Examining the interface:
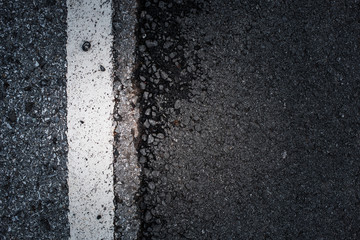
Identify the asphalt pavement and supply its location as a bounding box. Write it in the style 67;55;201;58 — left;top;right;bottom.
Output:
1;0;360;239
0;0;69;239
135;0;360;239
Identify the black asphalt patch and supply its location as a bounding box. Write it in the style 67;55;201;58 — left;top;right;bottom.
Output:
0;0;69;239
136;0;360;239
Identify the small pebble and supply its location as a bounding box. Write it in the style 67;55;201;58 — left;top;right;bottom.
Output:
156;133;165;139
174;100;181;109
147;135;154;144
145;40;158;48
139;45;146;52
82;41;91;51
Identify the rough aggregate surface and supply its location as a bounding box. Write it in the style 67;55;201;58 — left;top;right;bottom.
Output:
0;0;69;239
135;0;360;239
113;0;141;239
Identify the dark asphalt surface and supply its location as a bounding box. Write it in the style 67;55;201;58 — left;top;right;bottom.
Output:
1;0;360;239
0;0;69;239
136;0;360;239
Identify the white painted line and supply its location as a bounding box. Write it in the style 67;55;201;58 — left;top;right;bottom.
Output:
66;0;114;239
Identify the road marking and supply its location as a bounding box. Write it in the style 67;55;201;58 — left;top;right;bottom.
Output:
66;0;114;239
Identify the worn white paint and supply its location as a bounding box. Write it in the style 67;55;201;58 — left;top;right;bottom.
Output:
66;0;114;239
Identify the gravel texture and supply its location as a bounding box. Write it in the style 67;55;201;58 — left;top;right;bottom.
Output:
135;0;360;239
113;0;141;239
1;1;360;239
0;0;69;239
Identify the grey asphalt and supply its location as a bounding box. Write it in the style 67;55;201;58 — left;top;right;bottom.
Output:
0;0;69;239
113;0;140;239
136;0;360;239
1;0;360;239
